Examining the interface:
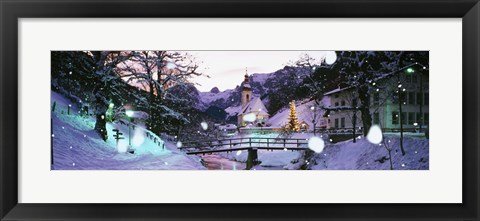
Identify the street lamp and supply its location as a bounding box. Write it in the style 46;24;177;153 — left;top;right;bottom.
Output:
311;105;317;135
125;110;135;146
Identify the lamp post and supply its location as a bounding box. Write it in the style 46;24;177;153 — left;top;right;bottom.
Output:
408;65;427;135
125;110;134;146
310;105;317;135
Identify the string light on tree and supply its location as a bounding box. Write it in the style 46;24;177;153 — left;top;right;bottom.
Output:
286;100;300;132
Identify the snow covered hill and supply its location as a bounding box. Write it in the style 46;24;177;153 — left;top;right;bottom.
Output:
287;135;429;170
51;91;206;170
267;97;330;128
268;99;316;128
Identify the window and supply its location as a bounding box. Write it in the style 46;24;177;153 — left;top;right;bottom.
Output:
401;112;406;125
424;92;429;105
373;113;380;124
406;74;417;84
334;118;339;128
416;113;423;125
408;92;415;105
246;94;250;102
341;100;345;106
335;102;339;107
408;112;415;125
424;113;429;125
341;118;345;128
373;92;380;105
392;111;399;124
417;92;423;105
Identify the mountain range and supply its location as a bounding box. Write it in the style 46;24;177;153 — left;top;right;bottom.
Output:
194;66;312;122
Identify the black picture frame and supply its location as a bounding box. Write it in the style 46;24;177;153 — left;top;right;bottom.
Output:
1;0;479;220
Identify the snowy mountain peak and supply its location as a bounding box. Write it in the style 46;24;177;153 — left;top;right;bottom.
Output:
210;87;220;94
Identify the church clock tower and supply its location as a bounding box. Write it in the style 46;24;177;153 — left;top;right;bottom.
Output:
241;68;252;108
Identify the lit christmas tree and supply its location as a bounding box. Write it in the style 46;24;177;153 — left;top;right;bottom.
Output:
286;100;300;132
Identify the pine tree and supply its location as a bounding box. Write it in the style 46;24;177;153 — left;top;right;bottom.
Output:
286;100;300;132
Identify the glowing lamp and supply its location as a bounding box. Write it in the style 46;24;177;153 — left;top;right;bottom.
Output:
125;110;134;118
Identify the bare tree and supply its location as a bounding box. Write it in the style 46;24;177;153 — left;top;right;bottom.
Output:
119;51;205;135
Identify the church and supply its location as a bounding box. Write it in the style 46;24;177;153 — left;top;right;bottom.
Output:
237;70;270;127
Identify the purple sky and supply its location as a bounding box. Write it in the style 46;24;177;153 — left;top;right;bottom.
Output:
189;51;329;92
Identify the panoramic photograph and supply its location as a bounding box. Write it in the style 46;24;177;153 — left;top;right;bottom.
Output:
50;51;429;170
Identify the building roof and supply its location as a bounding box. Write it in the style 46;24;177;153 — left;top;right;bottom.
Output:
241;82;252;89
323;63;427;96
240;97;269;116
323;87;351;96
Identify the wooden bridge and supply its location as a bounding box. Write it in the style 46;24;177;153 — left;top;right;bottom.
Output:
181;137;309;169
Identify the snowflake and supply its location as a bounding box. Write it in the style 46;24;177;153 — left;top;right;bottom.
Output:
367;125;383;144
200;122;208;130
308;136;325;153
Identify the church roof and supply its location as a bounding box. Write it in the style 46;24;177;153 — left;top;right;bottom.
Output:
241;97;269;116
241;82;251;89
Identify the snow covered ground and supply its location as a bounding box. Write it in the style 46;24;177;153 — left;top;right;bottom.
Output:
211;130;428;170
51;91;206;170
51;91;428;170
287;134;429;170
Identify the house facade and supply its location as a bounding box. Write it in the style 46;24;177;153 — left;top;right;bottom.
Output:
324;69;429;132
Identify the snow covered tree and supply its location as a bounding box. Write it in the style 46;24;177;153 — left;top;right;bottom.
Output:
51;51;137;141
381;51;429;155
332;51;400;137
119;51;204;135
285;100;300;132
89;51;133;141
267;66;305;114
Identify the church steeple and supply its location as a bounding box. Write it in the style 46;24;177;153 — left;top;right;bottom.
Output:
244;67;249;83
241;67;252;108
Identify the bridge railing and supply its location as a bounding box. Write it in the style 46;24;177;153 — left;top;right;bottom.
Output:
180;137;309;149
